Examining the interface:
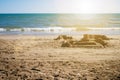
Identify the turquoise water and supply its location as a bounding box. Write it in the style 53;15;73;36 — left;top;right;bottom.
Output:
0;13;120;28
0;13;120;35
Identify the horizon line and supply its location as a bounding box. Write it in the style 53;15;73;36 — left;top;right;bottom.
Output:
0;12;120;14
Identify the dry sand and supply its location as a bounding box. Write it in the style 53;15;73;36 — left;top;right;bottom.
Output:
0;35;120;80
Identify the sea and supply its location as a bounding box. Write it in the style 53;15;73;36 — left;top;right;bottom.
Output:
0;13;120;35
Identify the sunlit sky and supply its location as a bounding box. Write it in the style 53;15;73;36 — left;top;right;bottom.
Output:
0;0;120;13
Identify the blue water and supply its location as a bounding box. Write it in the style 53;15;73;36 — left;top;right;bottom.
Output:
0;13;120;35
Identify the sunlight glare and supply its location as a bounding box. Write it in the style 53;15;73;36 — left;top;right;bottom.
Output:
79;1;96;13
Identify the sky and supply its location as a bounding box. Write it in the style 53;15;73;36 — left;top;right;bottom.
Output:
0;0;120;13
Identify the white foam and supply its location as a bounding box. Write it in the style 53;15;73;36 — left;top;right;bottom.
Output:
10;28;22;31
0;28;6;31
23;27;76;32
0;27;76;32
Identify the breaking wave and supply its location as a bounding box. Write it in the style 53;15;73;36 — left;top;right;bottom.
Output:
0;27;76;32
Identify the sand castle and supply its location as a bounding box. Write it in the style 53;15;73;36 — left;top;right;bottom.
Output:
55;34;110;48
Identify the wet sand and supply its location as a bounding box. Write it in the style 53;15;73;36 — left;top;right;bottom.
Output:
0;35;120;80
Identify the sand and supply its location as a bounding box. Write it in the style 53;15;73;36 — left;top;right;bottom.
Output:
0;35;120;80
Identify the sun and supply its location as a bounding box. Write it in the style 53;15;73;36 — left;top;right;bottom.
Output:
78;1;96;13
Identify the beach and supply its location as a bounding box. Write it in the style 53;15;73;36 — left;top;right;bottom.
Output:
0;34;120;80
1;0;120;79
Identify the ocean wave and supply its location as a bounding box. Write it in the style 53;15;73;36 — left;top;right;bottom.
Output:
0;27;76;32
0;27;120;34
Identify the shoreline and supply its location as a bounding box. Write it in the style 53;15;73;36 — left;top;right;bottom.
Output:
0;28;120;36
